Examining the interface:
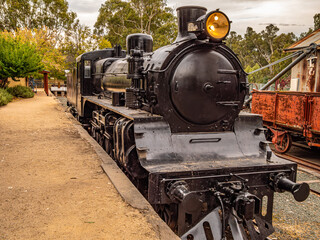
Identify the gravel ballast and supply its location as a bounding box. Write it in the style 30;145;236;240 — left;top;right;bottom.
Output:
271;170;320;239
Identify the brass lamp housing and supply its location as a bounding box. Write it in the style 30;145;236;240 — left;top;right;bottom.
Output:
187;10;231;42
204;10;231;42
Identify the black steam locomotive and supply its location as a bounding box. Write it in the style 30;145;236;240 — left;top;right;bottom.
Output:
67;6;310;239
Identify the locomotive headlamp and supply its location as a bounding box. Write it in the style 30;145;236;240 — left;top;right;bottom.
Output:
205;11;230;41
187;10;230;42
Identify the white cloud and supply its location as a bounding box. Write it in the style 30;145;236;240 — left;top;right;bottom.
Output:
68;0;103;13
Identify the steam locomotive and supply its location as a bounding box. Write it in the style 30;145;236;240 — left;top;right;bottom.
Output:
67;6;310;239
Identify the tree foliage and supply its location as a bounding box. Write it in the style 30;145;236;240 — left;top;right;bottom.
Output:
6;85;34;98
94;0;177;49
0;0;80;80
61;20;98;70
0;88;13;106
298;13;320;39
229;12;320;84
10;28;68;79
0;0;76;38
314;13;320;30
0;33;42;88
226;25;296;83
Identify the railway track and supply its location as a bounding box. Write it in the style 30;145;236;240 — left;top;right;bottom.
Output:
311;188;320;197
276;153;320;197
277;153;320;173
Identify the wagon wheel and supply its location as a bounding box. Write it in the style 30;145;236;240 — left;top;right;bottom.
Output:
274;132;292;153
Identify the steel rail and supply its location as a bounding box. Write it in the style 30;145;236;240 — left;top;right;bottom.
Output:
276;153;320;173
311;188;320;197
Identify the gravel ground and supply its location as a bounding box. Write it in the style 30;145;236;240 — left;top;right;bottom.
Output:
271;170;320;240
56;96;67;107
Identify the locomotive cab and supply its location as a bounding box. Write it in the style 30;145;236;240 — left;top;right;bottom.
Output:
67;47;126;117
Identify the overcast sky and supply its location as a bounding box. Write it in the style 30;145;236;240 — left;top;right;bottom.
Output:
68;0;319;36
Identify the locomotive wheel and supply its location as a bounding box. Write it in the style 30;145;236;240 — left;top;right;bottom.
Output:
274;132;292;153
90;126;96;138
98;134;104;146
104;138;112;155
154;204;177;231
95;131;100;142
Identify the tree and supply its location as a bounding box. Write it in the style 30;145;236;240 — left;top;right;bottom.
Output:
94;0;137;47
299;28;313;39
299;13;320;39
242;24;280;75
0;34;42;88
227;30;256;68
226;25;296;84
6;28;68;80
97;38;113;49
245;64;269;84
0;0;76;31
0;0;76;45
314;13;320;30
61;20;97;70
94;0;177;49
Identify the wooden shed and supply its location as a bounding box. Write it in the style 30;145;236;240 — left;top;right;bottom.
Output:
285;29;320;92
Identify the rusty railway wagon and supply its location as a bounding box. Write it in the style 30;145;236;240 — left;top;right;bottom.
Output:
67;6;310;240
252;90;320;153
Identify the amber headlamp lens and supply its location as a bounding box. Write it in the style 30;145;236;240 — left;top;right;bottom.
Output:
206;12;230;40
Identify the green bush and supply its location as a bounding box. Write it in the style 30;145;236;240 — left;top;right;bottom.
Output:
0;88;13;106
6;85;34;98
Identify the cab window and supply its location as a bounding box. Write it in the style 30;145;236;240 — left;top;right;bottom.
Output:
84;60;91;78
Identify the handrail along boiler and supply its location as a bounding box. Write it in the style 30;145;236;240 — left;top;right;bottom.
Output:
67;6;310;240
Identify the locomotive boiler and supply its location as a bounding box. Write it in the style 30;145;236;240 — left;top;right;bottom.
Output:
67;6;310;239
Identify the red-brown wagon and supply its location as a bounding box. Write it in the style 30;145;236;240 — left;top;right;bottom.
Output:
251;90;320;153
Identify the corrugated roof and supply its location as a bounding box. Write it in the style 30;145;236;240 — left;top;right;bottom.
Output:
285;28;320;52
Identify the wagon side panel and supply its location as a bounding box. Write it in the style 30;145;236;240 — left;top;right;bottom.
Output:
251;92;276;122
310;95;320;134
276;94;305;130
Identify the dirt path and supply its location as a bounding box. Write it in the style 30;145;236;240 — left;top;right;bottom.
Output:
0;91;158;240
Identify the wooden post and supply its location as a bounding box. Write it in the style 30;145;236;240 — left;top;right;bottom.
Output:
40;70;50;96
